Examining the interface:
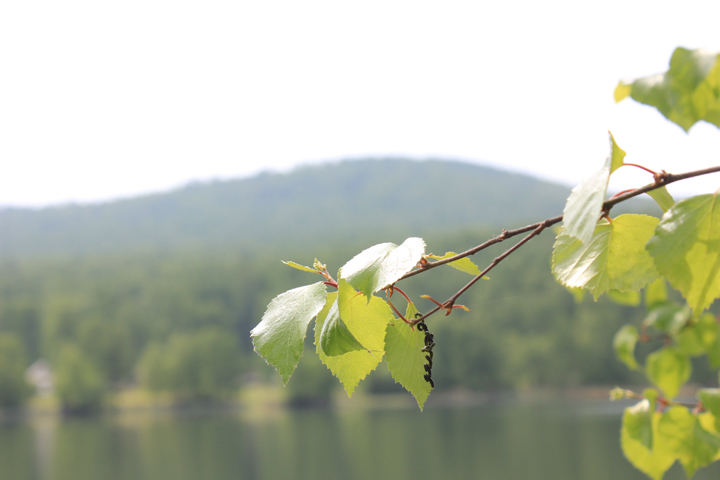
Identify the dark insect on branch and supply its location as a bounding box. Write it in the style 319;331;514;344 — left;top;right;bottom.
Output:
416;320;435;389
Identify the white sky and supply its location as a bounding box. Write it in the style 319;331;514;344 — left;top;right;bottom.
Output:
1;0;719;207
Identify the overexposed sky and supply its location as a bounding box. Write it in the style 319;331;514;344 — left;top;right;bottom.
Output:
1;0;719;207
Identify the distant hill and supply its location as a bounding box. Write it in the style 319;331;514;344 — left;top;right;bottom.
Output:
0;159;574;257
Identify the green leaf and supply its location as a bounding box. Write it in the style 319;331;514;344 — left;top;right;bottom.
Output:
625;399;654;449
647;187;675;213
282;260;321;273
340;237;426;299
645;278;669;310
384;303;433;410
614;324;640;370
608;289;641;306
619;47;720;132
314;285;395;396
427;252;485;276
695;313;720;368
677;324;707;357
621;410;675;480
698;389;720;431
658;406;720;478
647;193;720;315
318;282;365;357
646;347;691;400
643;303;691;336
615;81;632;102
553;214;660;299
251;282;328;385
561;132;625;244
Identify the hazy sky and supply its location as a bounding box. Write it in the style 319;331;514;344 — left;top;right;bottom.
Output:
1;0;719;207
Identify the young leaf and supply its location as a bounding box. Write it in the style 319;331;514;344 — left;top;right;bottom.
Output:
607;289;642;306
658;406;720;478
647;187;675;213
282;260;321;273
645;278;669;310
616;47;720;132
624;399;654;449
646;347;691;400
621;409;675;480
553;214;660;299
561;132;625;244
318;293;365;357
695;313;720;368
698;389;720;431
643;303;691;336
614;324;640;370
251;282;328;385
314;284;395;396
647;193;720;315
384;303;433;410
340;237;426;299
427;252;484;276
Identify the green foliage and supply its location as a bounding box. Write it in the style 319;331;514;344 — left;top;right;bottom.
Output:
426;252;483;276
616;47;720;131
137;328;240;401
0;334;31;409
55;344;105;414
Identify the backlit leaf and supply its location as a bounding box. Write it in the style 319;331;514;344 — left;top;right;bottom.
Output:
340;237;426;299
647;193;720;315
621;410;675;480
608;289;641;306
614;324;640;370
658;406;720;478
695;313;720;368
282;260;321;273
553;214;660;299
384;303;433;410
647;187;675;213
645;278;669;310
625;399;654;449
643;303;691;336
698;389;720;431
314;283;395;396
427;252;484;276
251;282;328;385
318;283;365;356
646;347;691;400
617;47;720;131
562;133;625;244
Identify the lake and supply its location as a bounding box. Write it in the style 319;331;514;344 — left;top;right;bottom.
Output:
1;399;718;480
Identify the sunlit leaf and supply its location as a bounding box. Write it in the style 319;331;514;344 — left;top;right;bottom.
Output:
251;282;328;385
314;284;394;396
340;237;426;299
643;303;691;336
625;399;654;449
608;289;641;306
621;410;675;480
282;260;321;273
646;347;691;400
647;193;720;315
553;214;660;299
427;252;486;277
614;324;640;370
384;303;433;410
699;389;720;431
647;187;675;213
562;132;625;244
617;47;720;131
658;406;720;478
695;313;720;368
645;278;669;310
318;282;365;356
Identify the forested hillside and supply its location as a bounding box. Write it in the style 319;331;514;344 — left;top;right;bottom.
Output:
0;159;572;257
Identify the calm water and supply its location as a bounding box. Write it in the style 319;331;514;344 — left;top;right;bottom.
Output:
1;400;719;480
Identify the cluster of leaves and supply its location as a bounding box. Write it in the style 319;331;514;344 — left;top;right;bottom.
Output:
251;47;720;476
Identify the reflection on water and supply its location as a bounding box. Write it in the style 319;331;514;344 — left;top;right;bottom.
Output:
1;401;719;480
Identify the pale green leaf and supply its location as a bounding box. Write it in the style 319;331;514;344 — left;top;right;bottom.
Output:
427;252;485;276
643;303;691;336
646;347;691;400
625;399;654;449
340;237;426;299
384;303;433;410
695;313;720;368
658;406;720;478
562;133;622;243
647;193;720;315
314;284;394;396
647;187;675;213
566;286;586;303
614;324;640;370
698;389;720;431
282;260;321;273
553;214;660;299
677;324;707;357
622;47;720;131
621;410;675;480
251;282;328;385
645;278;669;310
608;289;641;306
318;287;365;357
615;81;632;102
